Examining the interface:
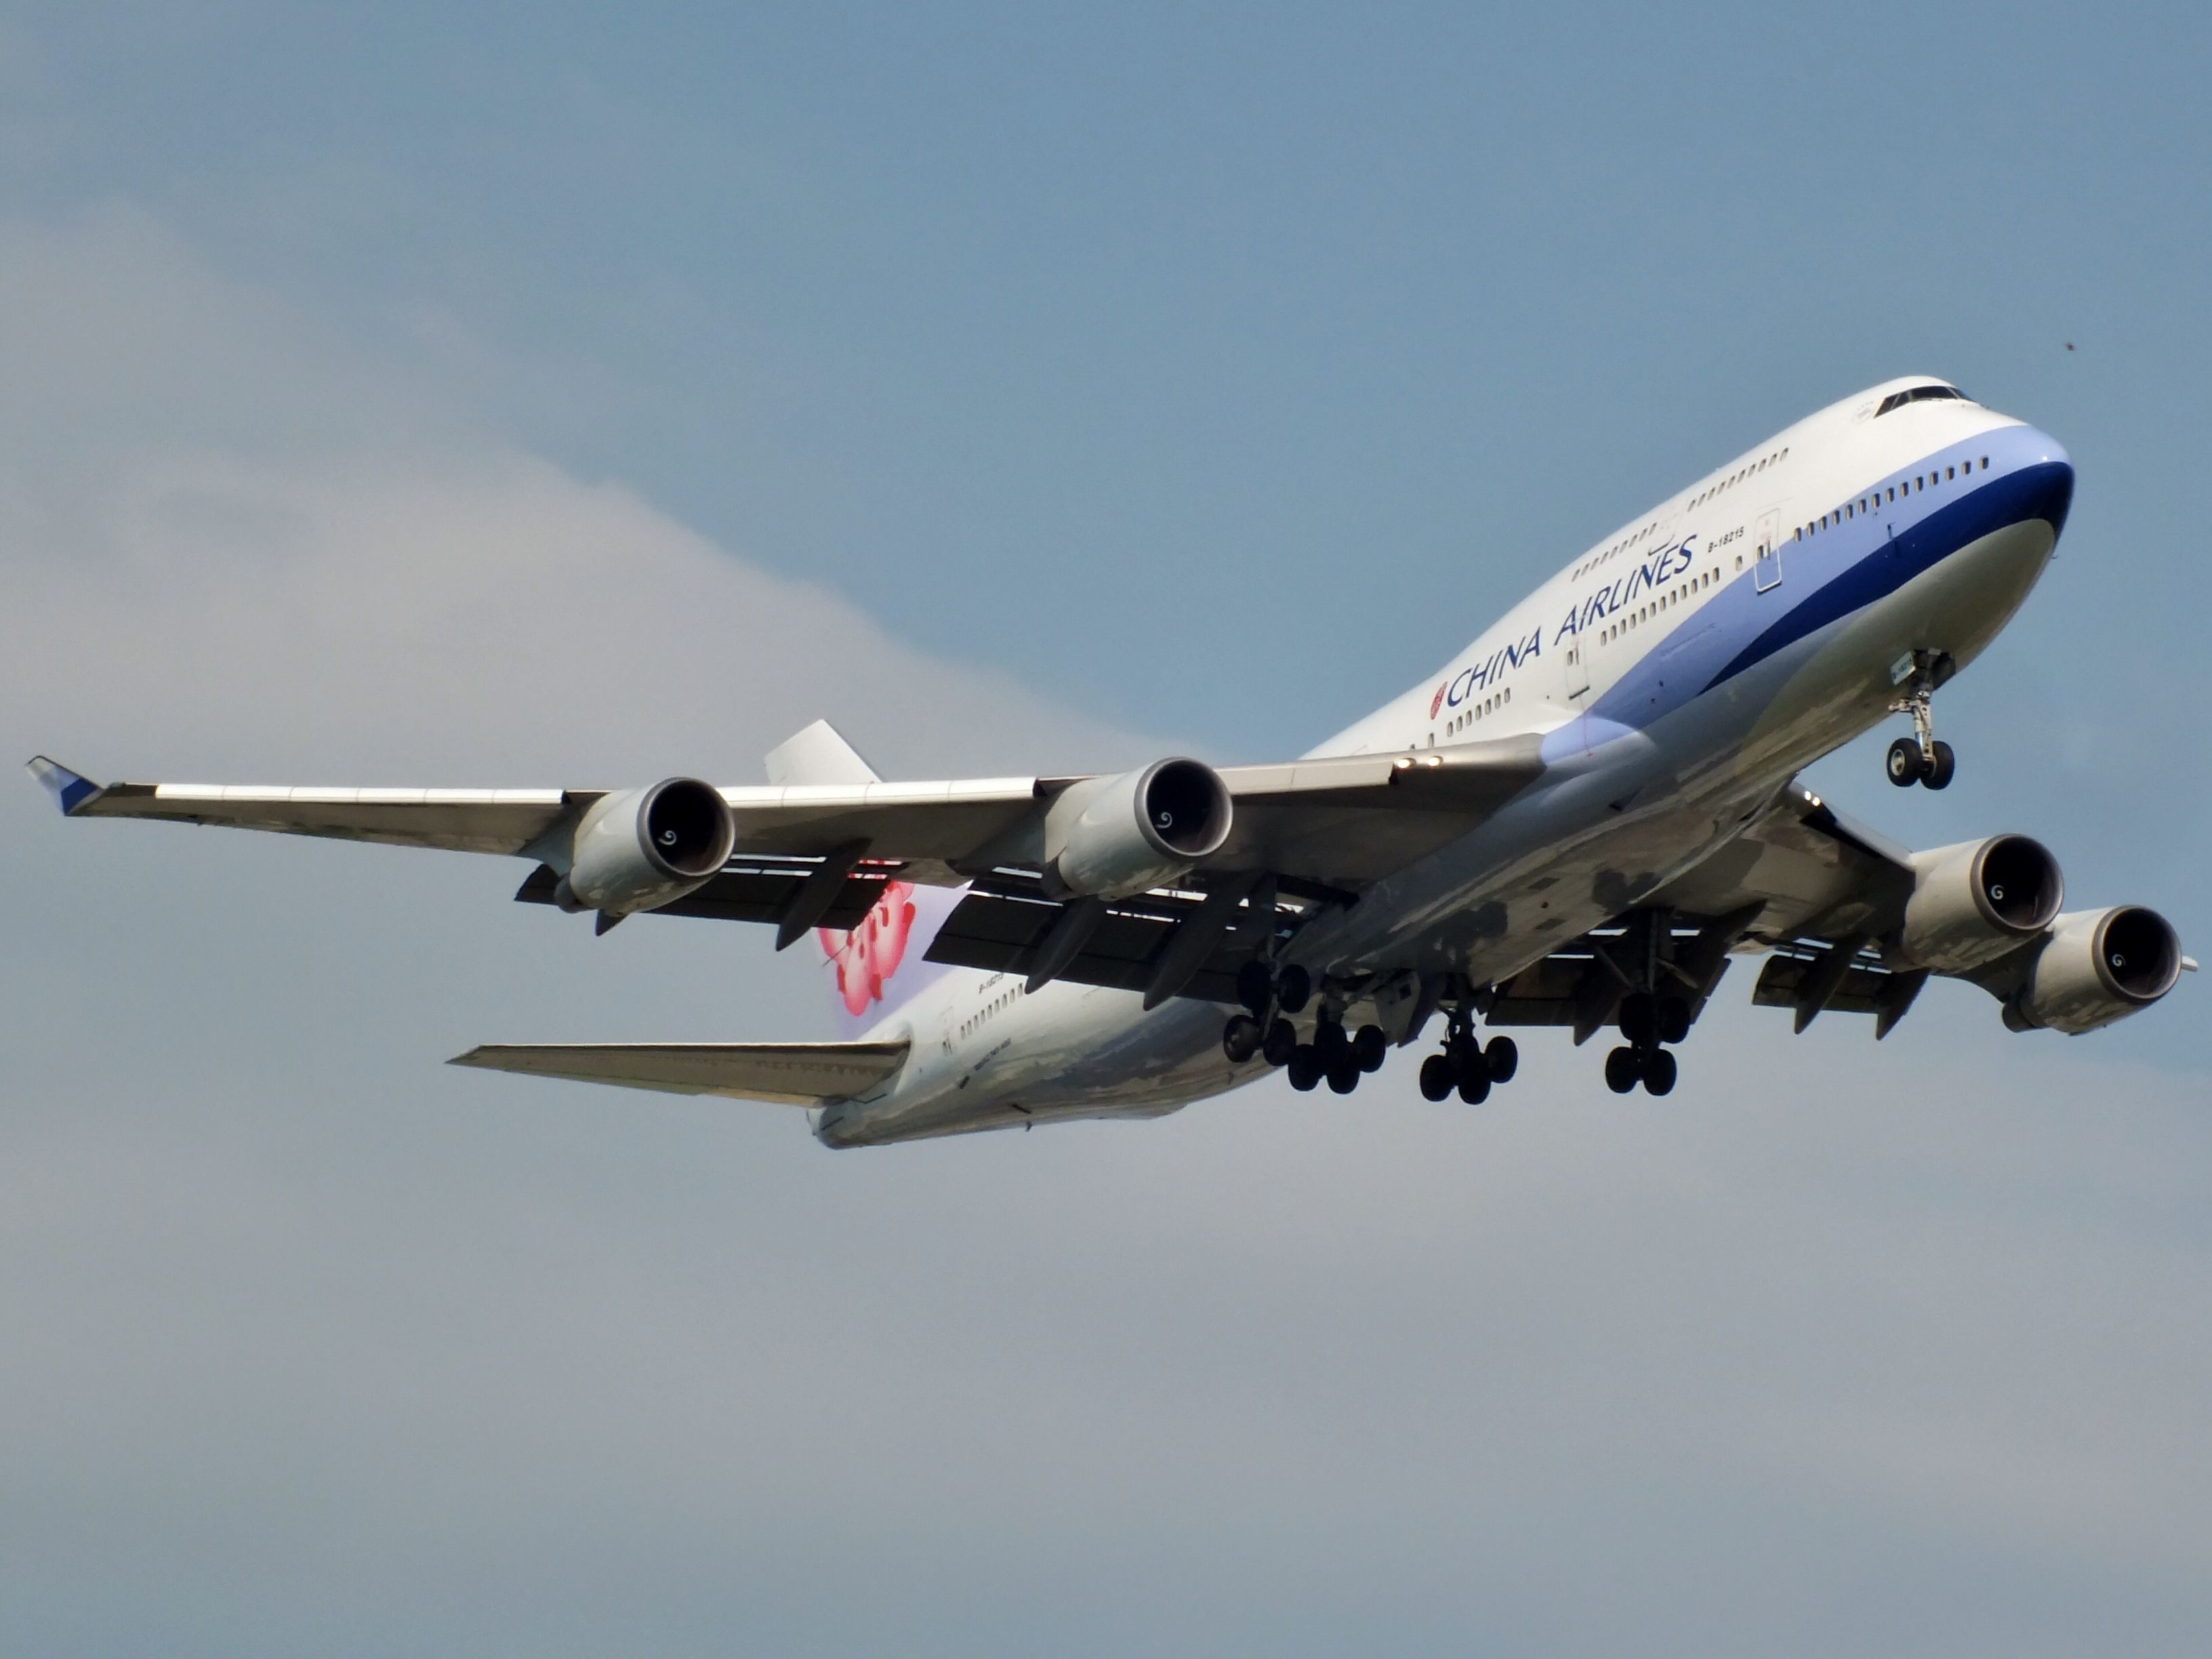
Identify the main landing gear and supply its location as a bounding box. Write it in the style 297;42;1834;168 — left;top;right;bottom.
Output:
1603;990;1685;1096
1221;962;1389;1096
1416;1011;1517;1105
1886;651;1957;791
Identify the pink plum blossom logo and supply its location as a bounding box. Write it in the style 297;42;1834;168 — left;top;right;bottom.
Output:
820;880;920;1017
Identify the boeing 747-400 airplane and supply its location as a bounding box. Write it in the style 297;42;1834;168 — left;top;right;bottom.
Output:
33;377;2192;1146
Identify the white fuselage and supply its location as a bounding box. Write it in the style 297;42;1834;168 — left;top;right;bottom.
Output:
815;379;2072;1147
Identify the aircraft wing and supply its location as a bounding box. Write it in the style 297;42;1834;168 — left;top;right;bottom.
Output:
30;741;1543;1004
450;1039;910;1104
28;738;1543;892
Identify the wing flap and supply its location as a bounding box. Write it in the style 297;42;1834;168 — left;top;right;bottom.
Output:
923;878;1294;1002
450;1040;909;1104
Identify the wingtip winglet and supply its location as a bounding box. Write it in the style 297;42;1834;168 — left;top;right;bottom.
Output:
26;756;103;815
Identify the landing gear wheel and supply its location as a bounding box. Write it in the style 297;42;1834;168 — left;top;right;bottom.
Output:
1642;1047;1678;1096
1314;1019;1349;1066
1456;1067;1492;1105
1286;1046;1322;1092
1261;1018;1299;1067
1275;964;1312;1015
1483;1035;1519;1084
1235;960;1273;1017
1419;1053;1457;1102
1887;737;1925;787
1352;1025;1388;1074
1923;739;1956;791
1326;1056;1362;1095
1221;1015;1261;1063
1656;997;1690;1046
1604;1046;1641;1094
1618;992;1657;1046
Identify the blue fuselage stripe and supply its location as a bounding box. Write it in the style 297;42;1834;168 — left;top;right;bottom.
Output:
1578;433;2073;732
1699;459;2073;695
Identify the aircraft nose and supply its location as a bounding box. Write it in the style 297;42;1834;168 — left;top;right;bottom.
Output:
2012;430;2074;540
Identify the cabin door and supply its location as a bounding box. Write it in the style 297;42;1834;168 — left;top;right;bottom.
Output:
1754;508;1784;592
1564;634;1591;700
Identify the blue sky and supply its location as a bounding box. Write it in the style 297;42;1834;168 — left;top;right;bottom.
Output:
6;5;2211;1654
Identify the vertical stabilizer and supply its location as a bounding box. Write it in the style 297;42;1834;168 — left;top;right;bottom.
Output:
766;719;881;786
819;880;964;1037
769;720;962;1035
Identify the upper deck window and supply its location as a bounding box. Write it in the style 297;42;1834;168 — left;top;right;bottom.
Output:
1875;384;1969;417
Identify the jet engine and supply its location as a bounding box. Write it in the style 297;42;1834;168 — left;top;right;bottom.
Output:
555;777;736;916
1896;834;2065;972
1045;758;1233;901
2003;905;2184;1034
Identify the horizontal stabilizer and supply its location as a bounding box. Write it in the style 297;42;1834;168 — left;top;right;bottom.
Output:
449;1039;909;1105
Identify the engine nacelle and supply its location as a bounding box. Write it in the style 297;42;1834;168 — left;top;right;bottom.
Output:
2003;905;2184;1034
1896;834;2065;972
1045;758;1233;901
556;777;735;916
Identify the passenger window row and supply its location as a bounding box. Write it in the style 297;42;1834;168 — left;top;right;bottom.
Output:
1599;567;1720;644
1687;445;1790;514
1791;455;1991;542
961;985;1022;1038
1572;444;1795;582
1574;518;1665;581
1445;686;1513;735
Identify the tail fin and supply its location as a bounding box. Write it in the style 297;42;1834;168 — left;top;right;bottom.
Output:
765;719;880;786
819;879;964;1036
764;720;963;1035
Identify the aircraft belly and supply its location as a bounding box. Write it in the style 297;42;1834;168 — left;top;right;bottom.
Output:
815;994;1262;1148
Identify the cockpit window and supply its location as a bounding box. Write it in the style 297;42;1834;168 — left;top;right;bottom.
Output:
1875;384;1970;417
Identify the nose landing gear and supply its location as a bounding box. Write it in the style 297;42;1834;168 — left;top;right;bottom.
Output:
1887;651;1957;790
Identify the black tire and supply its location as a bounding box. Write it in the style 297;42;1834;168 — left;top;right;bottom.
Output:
1286;1046;1322;1092
1418;1053;1457;1102
1262;1018;1299;1067
1656;996;1691;1046
1643;1047;1678;1096
1276;964;1312;1015
1352;1025;1388;1073
1221;1015;1261;1063
1326;1056;1362;1095
1618;991;1657;1046
1887;737;1924;787
1314;1019;1350;1065
1604;1046;1641;1094
1923;739;1956;790
1483;1035;1519;1084
1456;1067;1492;1105
1235;960;1273;1017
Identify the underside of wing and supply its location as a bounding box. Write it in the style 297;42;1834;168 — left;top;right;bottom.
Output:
449;1040;910;1104
1483;784;1937;1042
